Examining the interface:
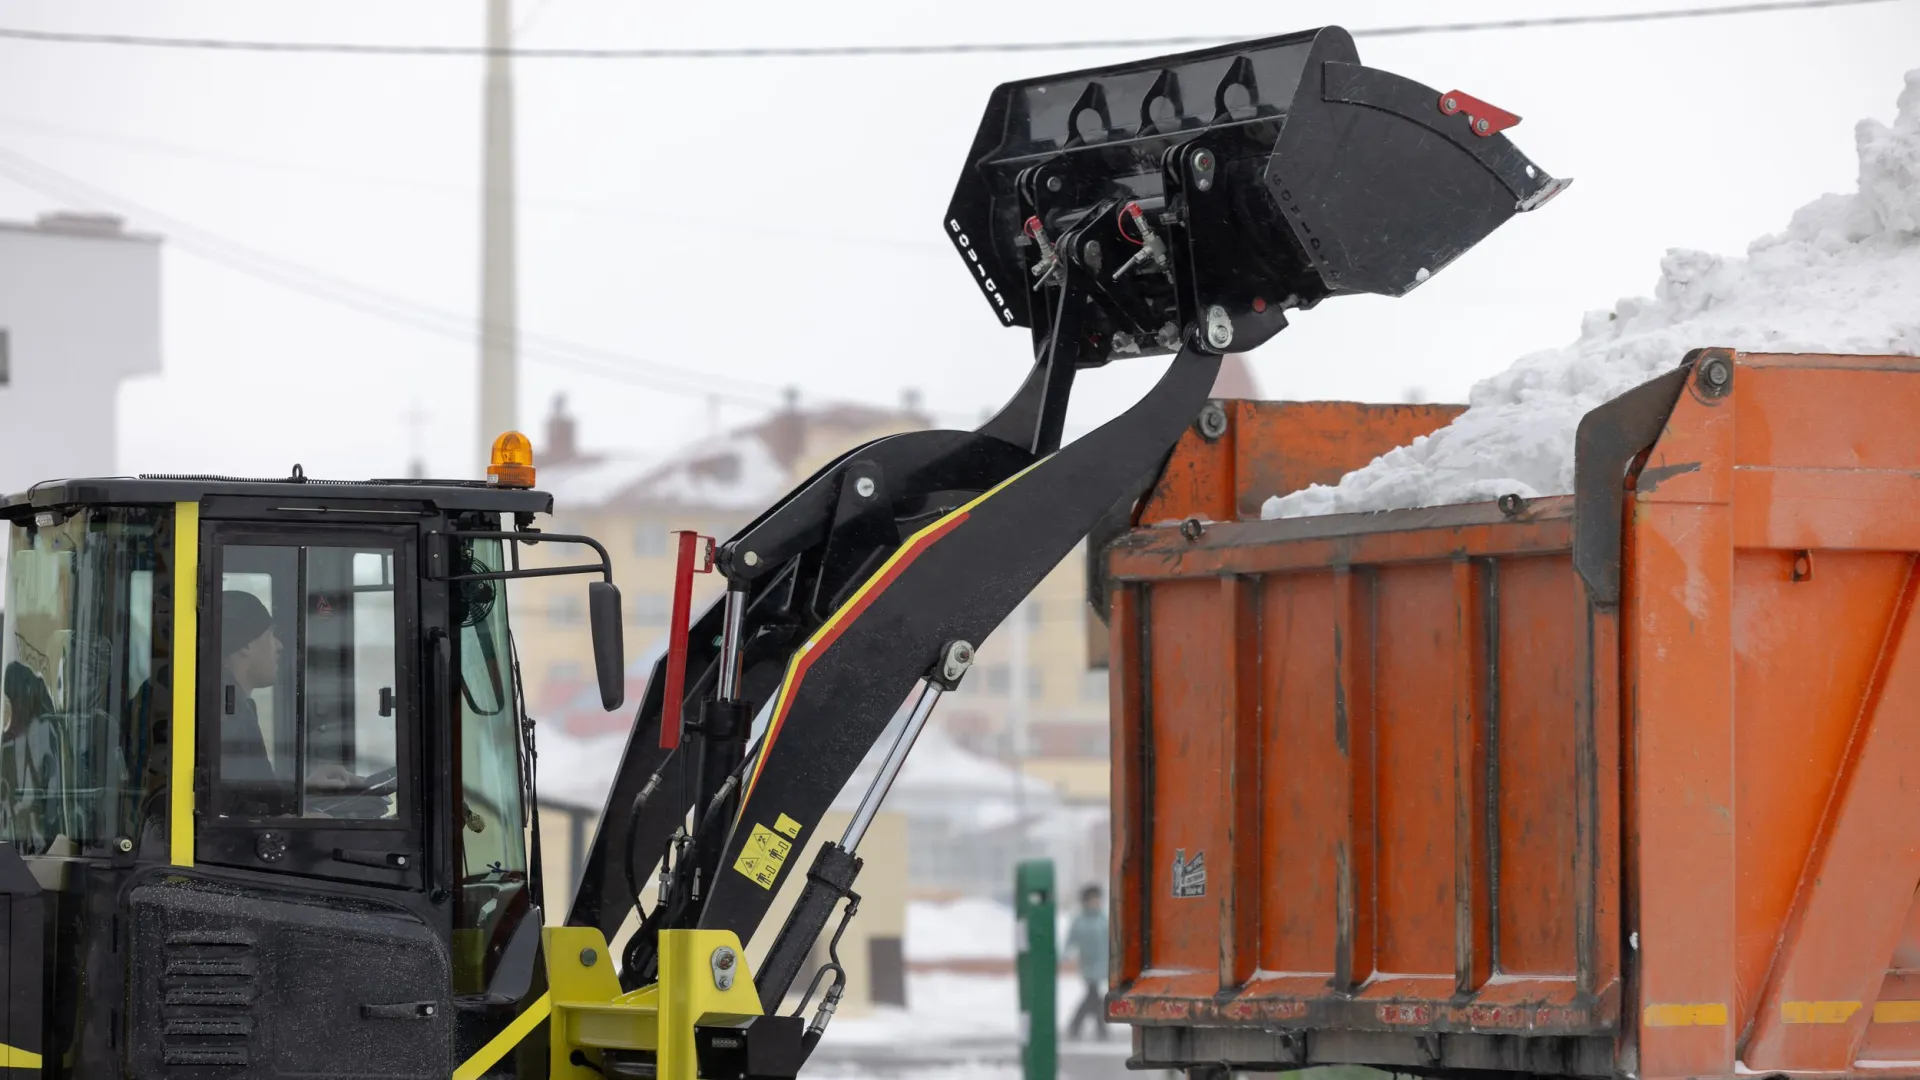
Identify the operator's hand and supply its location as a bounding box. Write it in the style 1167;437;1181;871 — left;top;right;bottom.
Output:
306;763;361;792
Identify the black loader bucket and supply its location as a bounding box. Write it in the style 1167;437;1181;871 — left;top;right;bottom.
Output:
945;25;1569;366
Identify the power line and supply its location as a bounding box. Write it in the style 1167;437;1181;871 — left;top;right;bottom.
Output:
0;112;950;258
0;147;987;427
0;0;1899;59
0;146;783;407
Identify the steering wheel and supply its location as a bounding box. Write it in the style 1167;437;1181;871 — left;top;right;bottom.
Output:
305;765;400;819
355;765;400;798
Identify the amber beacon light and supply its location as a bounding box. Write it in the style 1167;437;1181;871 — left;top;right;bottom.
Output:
487;430;536;488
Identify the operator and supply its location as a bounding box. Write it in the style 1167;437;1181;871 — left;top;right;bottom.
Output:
218;590;359;816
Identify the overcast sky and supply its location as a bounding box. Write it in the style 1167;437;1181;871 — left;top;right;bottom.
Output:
1;0;1916;483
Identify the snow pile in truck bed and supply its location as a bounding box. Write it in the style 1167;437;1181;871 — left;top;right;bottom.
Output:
1263;68;1920;521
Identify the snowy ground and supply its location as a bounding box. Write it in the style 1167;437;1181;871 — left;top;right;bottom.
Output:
807;1065;1022;1080
793;898;1121;1075
812;970;1132;1079
1264;66;1920;519
827;971;1101;1047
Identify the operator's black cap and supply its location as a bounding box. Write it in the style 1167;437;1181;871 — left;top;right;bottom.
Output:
222;591;274;655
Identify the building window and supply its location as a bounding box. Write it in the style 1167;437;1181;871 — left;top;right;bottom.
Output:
1026;601;1043;628
549;594;585;626
634;528;668;558
634;592;670;625
0;327;10;386
1027;668;1043;698
1081;669;1108;702
982;665;1010;695
548;662;583;687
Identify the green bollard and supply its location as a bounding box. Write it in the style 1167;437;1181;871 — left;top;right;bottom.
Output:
1015;858;1057;1080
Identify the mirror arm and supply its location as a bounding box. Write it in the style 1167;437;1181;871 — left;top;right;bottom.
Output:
436;530;614;583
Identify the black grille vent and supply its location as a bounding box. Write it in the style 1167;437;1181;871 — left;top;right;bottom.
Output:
158;929;257;1071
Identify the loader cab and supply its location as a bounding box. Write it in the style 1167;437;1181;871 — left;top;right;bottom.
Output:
0;446;624;1079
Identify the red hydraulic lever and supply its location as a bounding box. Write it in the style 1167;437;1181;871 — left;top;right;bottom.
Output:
1438;90;1520;137
659;530;716;750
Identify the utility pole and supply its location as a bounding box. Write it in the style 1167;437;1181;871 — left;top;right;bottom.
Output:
1010;596;1030;856
405;398;428;479
478;0;518;472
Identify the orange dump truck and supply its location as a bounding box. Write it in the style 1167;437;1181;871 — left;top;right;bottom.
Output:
1098;349;1920;1080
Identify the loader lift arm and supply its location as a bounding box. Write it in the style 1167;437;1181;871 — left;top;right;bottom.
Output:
562;22;1568;1069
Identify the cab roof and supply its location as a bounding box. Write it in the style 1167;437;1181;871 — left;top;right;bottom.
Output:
0;473;554;517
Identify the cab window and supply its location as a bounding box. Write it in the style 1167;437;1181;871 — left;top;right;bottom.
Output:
210;539;405;822
0;506;169;855
452;537;532;995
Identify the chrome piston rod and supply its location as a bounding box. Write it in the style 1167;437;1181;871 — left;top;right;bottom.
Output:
841;682;942;852
717;587;748;701
840;639;975;851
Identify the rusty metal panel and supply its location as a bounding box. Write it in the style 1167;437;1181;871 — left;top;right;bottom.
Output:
1256;569;1344;981
1745;565;1920;1071
1493;556;1583;977
1135;400;1465;527
1733;356;1920;469
1143;579;1231;982
1627;356;1739;1080
1109;585;1148;991
1865;938;1920;1061
1107;353;1920;1080
1373;562;1462;979
1331;568;1379;996
1112;499;1608;1038
1728;551;1912;1029
1225;401;1467;521
1105;353;1920;1080
1220;576;1263;990
1452;560;1493;995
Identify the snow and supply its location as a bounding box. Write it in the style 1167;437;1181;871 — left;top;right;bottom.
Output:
907;897;1016;961
1264;68;1920;520
533;641;671;809
536;432;787;512
823;971;1099;1047
640;433;790;510
534;726;630;811
807;1065;1021;1080
537;450;660;507
853;721;1054;803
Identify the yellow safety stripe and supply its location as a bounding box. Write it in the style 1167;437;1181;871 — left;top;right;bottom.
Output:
1783;1000;1862;1024
738;453;1052;810
169;501;200;867
0;1043;41;1068
452;992;551;1080
1644;1002;1728;1027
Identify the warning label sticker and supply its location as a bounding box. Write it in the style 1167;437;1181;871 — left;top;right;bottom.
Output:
1172;848;1207;898
732;823;795;890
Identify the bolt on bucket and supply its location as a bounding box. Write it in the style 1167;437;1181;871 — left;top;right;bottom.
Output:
944;25;1570;366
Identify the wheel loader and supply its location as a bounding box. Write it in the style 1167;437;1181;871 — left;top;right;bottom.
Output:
0;26;1566;1080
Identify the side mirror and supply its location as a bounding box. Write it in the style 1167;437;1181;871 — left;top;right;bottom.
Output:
588;581;625;712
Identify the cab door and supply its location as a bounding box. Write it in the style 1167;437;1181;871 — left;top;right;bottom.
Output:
126;521;453;1079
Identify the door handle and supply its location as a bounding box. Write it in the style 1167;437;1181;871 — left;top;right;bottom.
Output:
331;848;416;869
361;1001;439;1020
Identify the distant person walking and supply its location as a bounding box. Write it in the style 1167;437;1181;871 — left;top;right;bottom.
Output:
1064;884;1109;1040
